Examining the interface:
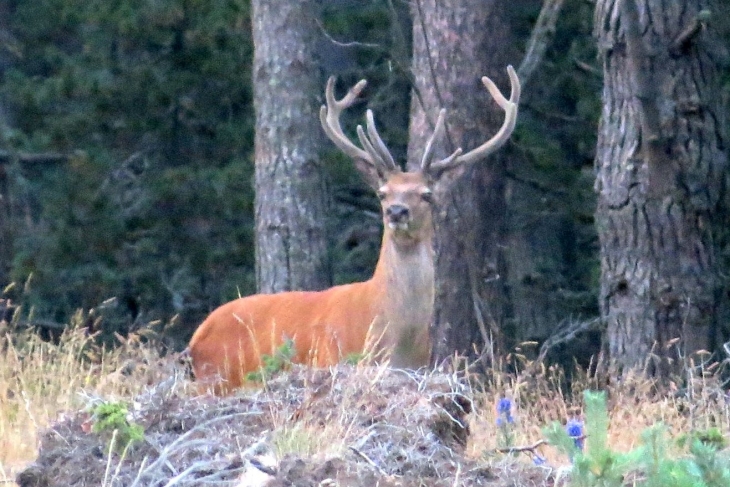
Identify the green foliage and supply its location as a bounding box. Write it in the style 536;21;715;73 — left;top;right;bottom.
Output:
545;391;730;487
545;391;635;487
2;0;255;336
677;428;728;451
543;420;581;461
633;425;691;487
632;425;730;487
245;338;296;383
688;438;730;487
90;400;144;453
1;0;414;340
344;352;365;365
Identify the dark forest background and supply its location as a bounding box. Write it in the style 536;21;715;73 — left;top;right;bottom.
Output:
0;0;728;368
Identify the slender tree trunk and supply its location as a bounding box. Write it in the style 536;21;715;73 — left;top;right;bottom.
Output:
594;0;728;372
252;0;331;293
408;0;518;363
0;166;9;287
0;1;15;287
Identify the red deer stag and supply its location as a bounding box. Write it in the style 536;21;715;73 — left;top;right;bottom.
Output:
189;67;520;393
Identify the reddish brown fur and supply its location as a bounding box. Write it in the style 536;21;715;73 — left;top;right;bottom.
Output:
188;280;383;393
189;172;435;394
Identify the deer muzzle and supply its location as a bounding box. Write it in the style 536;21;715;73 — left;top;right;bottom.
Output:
386;204;410;230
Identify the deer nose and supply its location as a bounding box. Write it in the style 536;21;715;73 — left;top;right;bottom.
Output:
386;205;409;222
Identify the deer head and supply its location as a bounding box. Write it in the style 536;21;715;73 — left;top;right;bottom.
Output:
320;66;521;248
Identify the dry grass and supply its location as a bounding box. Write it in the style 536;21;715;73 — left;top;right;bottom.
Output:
16;363;476;486
466;349;730;467
0;309;729;485
0;309;180;484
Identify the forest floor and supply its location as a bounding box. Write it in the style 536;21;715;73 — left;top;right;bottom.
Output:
14;365;553;487
2;323;729;486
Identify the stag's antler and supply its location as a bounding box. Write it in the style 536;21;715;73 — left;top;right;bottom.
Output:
421;65;521;174
320;77;398;177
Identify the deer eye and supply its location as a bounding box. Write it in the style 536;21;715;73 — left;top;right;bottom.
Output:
376;188;387;200
421;189;434;202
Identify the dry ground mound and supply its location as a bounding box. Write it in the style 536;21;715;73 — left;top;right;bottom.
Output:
17;365;550;487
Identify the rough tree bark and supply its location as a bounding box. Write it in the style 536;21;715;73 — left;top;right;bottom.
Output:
252;0;331;293
408;0;518;363
594;0;728;372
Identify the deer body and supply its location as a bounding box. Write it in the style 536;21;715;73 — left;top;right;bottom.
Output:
189;68;520;393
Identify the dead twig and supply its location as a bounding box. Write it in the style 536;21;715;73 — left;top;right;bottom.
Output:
348;446;389;477
315;18;381;49
494;439;547;455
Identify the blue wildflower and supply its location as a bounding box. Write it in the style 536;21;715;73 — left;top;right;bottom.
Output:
497;397;512;414
495;397;515;448
533;455;547;466
566;418;584;451
496;397;514;425
496;416;511;426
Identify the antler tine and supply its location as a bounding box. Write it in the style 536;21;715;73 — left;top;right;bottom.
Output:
420;109;445;172
320;76;398;176
429;65;521;173
364;110;398;171
356;124;387;169
320;76;373;165
421;109;460;172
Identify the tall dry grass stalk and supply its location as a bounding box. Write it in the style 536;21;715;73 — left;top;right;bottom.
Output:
0;308;177;481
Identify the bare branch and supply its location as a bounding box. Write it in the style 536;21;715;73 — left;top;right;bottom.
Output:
315;18;381;49
536;317;602;363
517;0;567;88
573;58;602;77
670;9;711;57
348;446;389;477
494;439;547;454
0;150;75;165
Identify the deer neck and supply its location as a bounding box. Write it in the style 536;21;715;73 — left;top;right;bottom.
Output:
370;227;434;366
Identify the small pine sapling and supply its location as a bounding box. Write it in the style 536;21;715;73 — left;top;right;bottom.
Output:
543;390;635;487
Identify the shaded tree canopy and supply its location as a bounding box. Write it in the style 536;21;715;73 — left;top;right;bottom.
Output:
1;0;256;336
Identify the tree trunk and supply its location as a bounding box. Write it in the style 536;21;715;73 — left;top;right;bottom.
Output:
408;0;518;363
0;1;13;287
594;0;728;372
252;0;331;293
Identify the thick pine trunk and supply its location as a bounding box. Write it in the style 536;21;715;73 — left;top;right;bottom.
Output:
408;0;517;363
252;0;331;293
594;0;728;372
